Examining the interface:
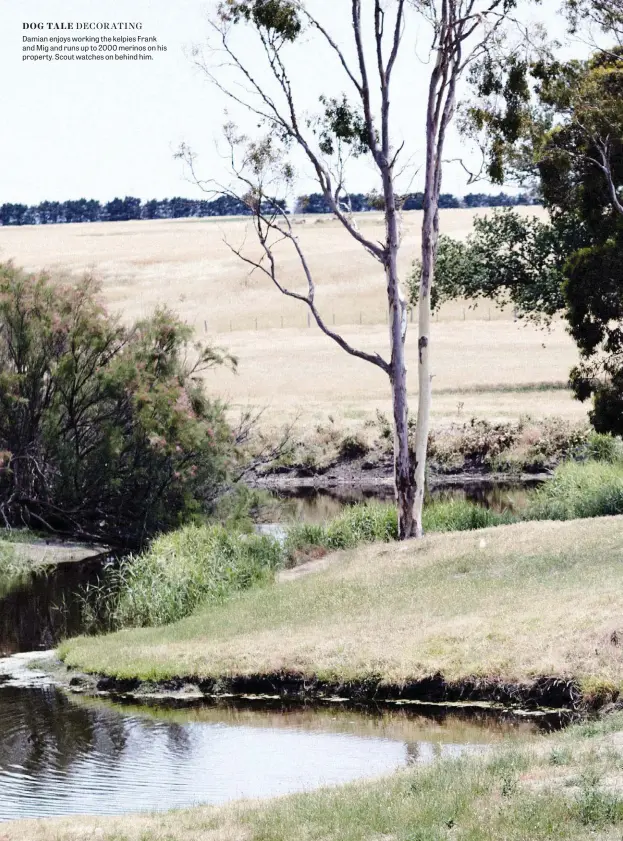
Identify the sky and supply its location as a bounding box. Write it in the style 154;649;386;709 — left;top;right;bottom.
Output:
0;0;588;206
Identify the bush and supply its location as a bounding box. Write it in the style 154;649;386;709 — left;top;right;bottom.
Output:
338;434;369;460
526;461;623;521
87;524;283;628
0;262;235;549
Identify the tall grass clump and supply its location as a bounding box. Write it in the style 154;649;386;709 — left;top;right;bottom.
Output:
422;499;515;532
582;431;623;464
86;524;283;629
526;460;623;521
284;502;398;562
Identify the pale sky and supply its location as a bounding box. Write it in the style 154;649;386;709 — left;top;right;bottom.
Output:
0;0;587;206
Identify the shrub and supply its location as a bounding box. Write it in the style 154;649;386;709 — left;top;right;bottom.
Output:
338;434;369;460
0;262;235;549
87;524;283;628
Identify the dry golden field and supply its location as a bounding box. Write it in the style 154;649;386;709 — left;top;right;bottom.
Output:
0;208;585;431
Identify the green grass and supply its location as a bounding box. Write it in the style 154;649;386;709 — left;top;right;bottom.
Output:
0;527;44;544
527;460;623;521
285;498;513;561
8;711;623;841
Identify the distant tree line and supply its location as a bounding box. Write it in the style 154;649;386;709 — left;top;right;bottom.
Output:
0;191;537;226
294;191;538;213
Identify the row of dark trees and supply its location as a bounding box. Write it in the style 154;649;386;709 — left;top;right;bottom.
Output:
294;191;537;213
0;191;537;227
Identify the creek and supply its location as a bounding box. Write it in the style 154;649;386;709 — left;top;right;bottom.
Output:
0;479;558;822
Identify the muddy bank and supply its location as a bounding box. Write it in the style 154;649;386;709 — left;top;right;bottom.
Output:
51;664;595;722
0;650;582;726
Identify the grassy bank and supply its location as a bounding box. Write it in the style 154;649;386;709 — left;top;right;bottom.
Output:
61;515;623;701
7;710;623;841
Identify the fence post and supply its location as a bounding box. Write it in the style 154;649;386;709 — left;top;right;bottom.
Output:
333;313;335;325
281;316;284;328
255;317;258;330
230;319;232;332
204;320;207;333
307;312;311;328
360;311;362;325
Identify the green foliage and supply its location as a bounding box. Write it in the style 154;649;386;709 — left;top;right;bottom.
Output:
285;502;398;560
284;503;396;561
408;208;584;323
526;460;623;521
458;48;623;436
212;484;285;532
576;770;623;827
583;431;623;463
285;498;515;563
0;262;235;548
565;0;623;37
86;524;283;629
0;541;25;578
464;54;537;183
318;95;370;157
219;0;301;41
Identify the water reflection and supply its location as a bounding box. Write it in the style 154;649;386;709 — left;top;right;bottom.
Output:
272;483;536;524
0;556;112;657
0;688;543;821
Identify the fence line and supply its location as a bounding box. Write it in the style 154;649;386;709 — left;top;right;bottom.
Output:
197;305;525;334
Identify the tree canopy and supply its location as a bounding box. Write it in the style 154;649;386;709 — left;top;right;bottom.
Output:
425;46;623;434
0;263;235;547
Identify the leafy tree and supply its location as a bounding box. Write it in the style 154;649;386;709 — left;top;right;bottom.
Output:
0;263;236;548
434;46;623;434
409;207;588;323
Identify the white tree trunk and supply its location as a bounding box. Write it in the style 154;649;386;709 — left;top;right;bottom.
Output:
413;199;437;536
385;176;416;539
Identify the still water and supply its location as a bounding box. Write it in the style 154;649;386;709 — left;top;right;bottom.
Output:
0;688;545;821
270;483;536;524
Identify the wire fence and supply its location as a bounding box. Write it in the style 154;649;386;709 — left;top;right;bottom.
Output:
194;304;519;334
